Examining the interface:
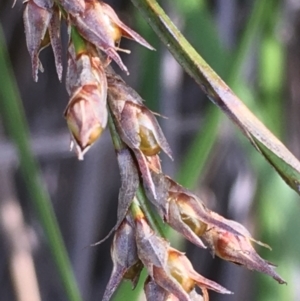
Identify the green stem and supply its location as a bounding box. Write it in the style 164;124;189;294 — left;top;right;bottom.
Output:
71;26;87;55
136;185;165;237
0;25;82;301
107;110;125;151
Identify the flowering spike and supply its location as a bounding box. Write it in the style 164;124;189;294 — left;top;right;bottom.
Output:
147;172;246;245
188;289;205;301
202;218;287;284
70;1;153;74
64;44;108;159
100;2;155;51
107;74;173;159
116;148;140;227
167;196;207;249
108;74;172;198
133;149;157;199
133;207;232;301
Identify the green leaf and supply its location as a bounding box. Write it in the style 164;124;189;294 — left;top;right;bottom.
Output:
0;25;82;301
131;0;300;195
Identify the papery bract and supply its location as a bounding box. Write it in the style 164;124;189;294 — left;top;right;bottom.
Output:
202;218;286;284
23;0;62;81
144;277;171;301
147;172;247;248
23;0;52;81
102;215;142;301
108;74;172;198
93;148;140;245
134;208;232;301
33;0;53;9
58;0;85;14
107;74;172;159
48;7;62;80
65;44;107;159
70;1;154;74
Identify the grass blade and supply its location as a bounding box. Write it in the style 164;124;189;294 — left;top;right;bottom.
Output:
131;0;300;195
0;24;82;301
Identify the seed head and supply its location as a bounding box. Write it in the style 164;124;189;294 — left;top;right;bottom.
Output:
65;44;107;159
202;217;287;284
69;0;154;74
107;74;172;159
133;209;232;301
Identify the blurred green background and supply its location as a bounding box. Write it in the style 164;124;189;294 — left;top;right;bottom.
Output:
0;0;300;301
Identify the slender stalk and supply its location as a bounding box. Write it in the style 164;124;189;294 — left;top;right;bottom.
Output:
136;185;165;237
0;26;82;301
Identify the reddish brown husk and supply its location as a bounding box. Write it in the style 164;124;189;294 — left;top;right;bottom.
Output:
69;0;154;74
134;211;232;301
107;73;172;198
202;217;287;284
65;44;107;159
147;172;248;247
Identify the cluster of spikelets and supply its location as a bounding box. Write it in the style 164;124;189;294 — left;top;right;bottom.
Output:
21;0;286;300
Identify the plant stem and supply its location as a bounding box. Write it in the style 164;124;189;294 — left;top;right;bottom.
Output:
132;0;300;195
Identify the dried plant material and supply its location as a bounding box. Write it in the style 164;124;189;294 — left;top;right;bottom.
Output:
70;0;154;74
102;215;143;301
148;172;246;246
23;0;62;81
33;0;53;9
93;148;140;245
202;220;286;284
48;7;62;81
144;277;171;301
134;209;232;301
108;74;172;159
64;44;108;159
23;0;52;81
144;281;203;301
100;2;154;50
108;74;172;198
208;211;271;250
116;149;140;229
133;149;157;199
58;0;85;14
